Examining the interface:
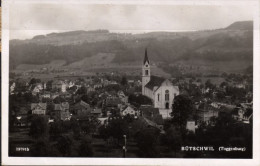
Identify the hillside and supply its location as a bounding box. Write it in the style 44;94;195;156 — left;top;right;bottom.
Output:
225;21;253;30
10;21;253;74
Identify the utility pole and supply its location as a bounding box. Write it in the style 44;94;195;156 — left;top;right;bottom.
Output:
123;135;127;157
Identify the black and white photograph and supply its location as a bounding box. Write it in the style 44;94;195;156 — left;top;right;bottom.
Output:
1;0;260;165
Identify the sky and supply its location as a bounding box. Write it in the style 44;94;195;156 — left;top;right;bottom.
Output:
9;3;254;40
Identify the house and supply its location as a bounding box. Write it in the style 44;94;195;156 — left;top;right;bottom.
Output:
142;117;165;133
117;90;125;97
193;81;202;87
186;120;196;133
44;81;47;89
51;92;60;99
91;108;102;117
59;92;72;99
201;87;210;94
232;104;253;123
233;82;246;89
105;96;122;108
31;103;47;115
243;108;253;123
31;83;44;95
41;92;51;98
121;105;139;117
196;103;219;125
98;117;109;126
87;86;95;93
246;92;253;102
52;80;67;92
142;49;179;112
53;102;70;121
68;81;75;88
128;80;134;84
94;83;103;89
10;82;16;94
118;91;128;104
67;85;78;94
85;77;93;84
72;100;92;116
133;80;142;87
140;105;164;129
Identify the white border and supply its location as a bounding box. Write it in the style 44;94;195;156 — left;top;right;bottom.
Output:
2;0;260;165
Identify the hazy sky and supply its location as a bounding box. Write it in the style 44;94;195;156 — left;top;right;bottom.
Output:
10;3;254;39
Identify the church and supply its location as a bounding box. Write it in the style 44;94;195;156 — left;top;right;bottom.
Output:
142;48;179;117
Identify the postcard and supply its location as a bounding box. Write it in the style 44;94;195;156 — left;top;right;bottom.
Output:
2;0;260;165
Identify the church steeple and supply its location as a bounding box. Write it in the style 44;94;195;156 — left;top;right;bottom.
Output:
143;48;149;65
142;48;151;95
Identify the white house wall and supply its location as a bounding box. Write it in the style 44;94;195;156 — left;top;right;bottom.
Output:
154;81;179;109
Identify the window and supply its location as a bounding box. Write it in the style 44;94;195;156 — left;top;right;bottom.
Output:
145;70;148;75
165;90;169;101
174;93;176;97
158;94;160;101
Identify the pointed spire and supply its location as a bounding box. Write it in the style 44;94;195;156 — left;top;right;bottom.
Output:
143;48;149;65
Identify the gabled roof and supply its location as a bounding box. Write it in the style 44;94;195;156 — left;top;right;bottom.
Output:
72;100;90;110
231;107;240;115
31;103;47;110
54;102;69;111
106;97;122;106
91;109;102;114
145;76;165;90
122;105;137;112
244;108;253;117
140;105;160;117
143;48;149;65
150;114;164;125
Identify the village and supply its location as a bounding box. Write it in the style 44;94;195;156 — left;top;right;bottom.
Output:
9;51;253;158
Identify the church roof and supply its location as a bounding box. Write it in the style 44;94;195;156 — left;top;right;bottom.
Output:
145;76;165;90
143;48;149;65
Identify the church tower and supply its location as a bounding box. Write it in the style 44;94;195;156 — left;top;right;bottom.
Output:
142;48;151;95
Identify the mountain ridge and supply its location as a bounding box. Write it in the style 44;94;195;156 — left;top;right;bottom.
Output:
10;21;253;74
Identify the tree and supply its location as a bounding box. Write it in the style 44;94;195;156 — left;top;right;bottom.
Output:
76;86;87;95
105;118;128;141
78;135;94;157
53;96;66;104
29;78;41;85
29;115;49;139
56;135;72;157
164;127;182;156
136;128;160;157
121;76;128;86
70;116;81;139
171;95;193;129
216;91;225;100
196;78;202;82
205;79;214;89
128;94;152;107
49;121;63;139
81;95;89;103
80;118;97;134
31;139;60;157
46;80;53;91
220;81;228;88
